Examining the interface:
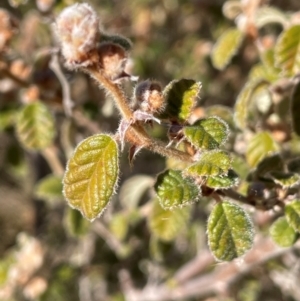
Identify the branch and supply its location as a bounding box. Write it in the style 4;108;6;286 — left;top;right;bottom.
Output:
49;50;74;117
124;237;300;301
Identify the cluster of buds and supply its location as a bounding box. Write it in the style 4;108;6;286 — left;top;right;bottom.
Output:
54;3;100;69
134;80;165;114
54;3;131;82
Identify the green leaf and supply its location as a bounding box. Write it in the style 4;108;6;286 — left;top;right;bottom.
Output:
287;157;300;173
184;150;231;177
254;6;289;29
63;134;119;221
119;175;153;209
155;169;201;209
291;79;300;136
252;82;272;114
16;102;55;150
100;33;132;51
269;171;300;188
109;213;129;241
275;25;300;76
253;154;284;179
162;79;201;122
64;208;89;237
207;201;254;261
246;132;279;168
183;117;229;150
222;1;242;20
285;200;300;232
206;169;239;189
148;198;190;242
205;105;234;128
270;216;297;247
249;63;278;82
211;28;244;70
234;80;266;129
0;109;16;131
35;175;63;203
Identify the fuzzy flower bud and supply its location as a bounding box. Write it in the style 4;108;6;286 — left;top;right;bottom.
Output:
134;80;165;114
98;42;128;81
54;3;100;68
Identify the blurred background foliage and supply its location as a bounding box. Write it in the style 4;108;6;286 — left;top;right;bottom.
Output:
1;0;300;300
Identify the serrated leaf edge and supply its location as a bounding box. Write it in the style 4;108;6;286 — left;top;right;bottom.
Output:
63;134;119;222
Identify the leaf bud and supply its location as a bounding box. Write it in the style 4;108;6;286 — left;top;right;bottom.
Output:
134;80;165;114
98;42;128;81
54;3;100;69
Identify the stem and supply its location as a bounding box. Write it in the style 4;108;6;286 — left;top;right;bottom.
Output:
86;66;194;163
50;52;74;117
41;145;65;176
87;67;133;120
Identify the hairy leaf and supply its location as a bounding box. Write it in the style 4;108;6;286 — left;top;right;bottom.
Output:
253;154;284;179
287;157;300;173
100;33;132;50
148;198;190;242
254;6;288;29
275;25;300;76
234;80;267;129
291;79;300;136
285;200;300;232
35;175;63;203
222;1;242;20
119;175;153;209
249;63;278;82
207;201;254;261
0;109;16;131
16;102;55;150
183;117;229;150
64;208;89;237
162;79;201;122
155;169;201;209
184;150;231;177
246;132;279;168
205;105;234;128
269;171;300;188
211;28;244;70
63;134;119;221
109;213;129;241
270;217;297;247
205;169;239;189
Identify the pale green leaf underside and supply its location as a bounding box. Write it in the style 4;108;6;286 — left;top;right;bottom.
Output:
162;79;201;122
254;6;289;29
206;169;239;189
16;102;55;150
184;150;231;177
246;132;279;168
270;216;297;247
249;63;278;82
63;134;119;221
207;201;254;261
234;80;268;129
155;169;201;209
270;171;300;188
64;208;89;237
183;117;229;150
211;28;244;70
148;198;190;242
275;25;300;76
35;175;63;202
285;200;300;232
